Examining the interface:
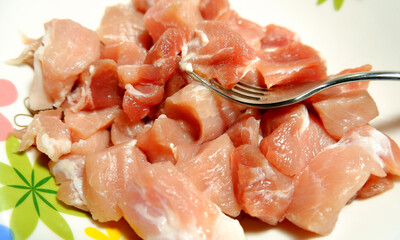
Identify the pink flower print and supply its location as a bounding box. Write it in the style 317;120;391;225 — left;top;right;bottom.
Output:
0;79;18;141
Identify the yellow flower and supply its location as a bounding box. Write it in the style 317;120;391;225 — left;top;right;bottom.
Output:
85;226;128;240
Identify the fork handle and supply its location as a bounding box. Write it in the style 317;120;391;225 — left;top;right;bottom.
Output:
321;71;400;89
251;71;400;108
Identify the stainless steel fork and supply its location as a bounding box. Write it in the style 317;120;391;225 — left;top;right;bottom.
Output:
182;70;400;108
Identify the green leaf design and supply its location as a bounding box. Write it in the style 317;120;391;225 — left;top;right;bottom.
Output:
2;136;90;239
31;169;35;186
32;191;40;216
334;0;344;10
9;194;39;240
0;162;21;185
6;136;32;177
13;167;31;187
36;188;57;194
0;186;25;211
36;191;57;211
40;200;74;240
316;0;345;10
33;154;58;191
34;176;52;188
15;190;31;208
8;185;30;190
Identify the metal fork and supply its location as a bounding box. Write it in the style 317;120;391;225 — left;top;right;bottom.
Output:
183;70;400;108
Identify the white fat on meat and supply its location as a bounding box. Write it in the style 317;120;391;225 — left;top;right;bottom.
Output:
179;30;209;73
37;132;71;161
29;40;53;111
325;125;399;176
51;155;87;208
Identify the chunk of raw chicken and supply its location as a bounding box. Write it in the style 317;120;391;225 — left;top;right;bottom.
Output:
119;161;246;240
83;140;148;221
285;125;400;235
29;19;101;110
49;154;87;211
260;104;336;176
18;109;71;161
176;133;241;217
232;144;294;225
180;21;259;89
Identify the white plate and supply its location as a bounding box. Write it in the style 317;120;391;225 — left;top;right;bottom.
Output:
0;0;399;239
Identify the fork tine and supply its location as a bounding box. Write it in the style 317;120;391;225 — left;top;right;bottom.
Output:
232;86;265;99
183;66;268;99
210;80;262;100
235;81;267;91
233;83;267;97
229;88;262;100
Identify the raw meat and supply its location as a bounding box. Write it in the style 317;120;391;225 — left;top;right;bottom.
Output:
119;161;246;240
29;19;100;110
232;144;294;225
12;0;400;238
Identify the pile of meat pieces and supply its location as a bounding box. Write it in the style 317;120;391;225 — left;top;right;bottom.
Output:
14;0;400;239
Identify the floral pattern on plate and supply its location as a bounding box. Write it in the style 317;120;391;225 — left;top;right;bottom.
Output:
0;136;87;239
0;79;18;141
